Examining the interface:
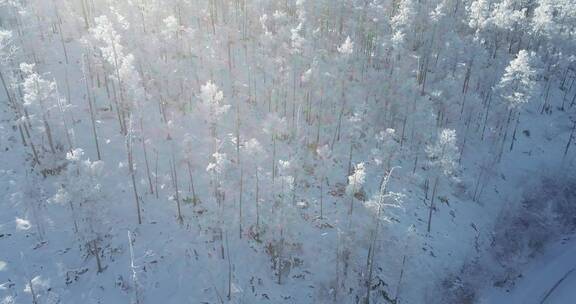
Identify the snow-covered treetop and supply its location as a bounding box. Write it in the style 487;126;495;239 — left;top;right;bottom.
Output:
430;1;447;23
53;148;105;206
0;29;14;63
497;50;538;109
290;23;305;54
110;6;130;30
66;148;84;162
89;14;144;105
164;15;178;32
376;129;397;144
278;159;295;190
426;129;459;177
364;167;404;220
316;144;331;161
0;29;11;46
468;0;491;31
532;0;576;41
391;0;416;48
391;0;416;31
372;128;399;167
20;63;56;107
90;15;124;66
346;162;366;195
200;81;230;121
162;15;180;39
337;36;354;56
262;113;288;138
118;53;145;103
206;151;228;176
66;148;104;177
243;138;265;157
490;0;527;31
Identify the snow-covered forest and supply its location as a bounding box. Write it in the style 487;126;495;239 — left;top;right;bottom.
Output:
0;0;575;303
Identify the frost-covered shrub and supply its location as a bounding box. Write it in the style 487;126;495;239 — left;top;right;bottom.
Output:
431;257;497;304
435;175;576;304
438;273;477;304
492;176;576;266
346;162;366;196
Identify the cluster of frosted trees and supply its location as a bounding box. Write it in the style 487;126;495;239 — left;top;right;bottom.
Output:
0;0;574;303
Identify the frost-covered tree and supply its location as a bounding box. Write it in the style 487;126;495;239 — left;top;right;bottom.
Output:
468;0;491;34
180;134;200;204
207;150;229;207
390;0;417;49
277;159;295;203
425;129;460;233
89;15;144;135
0;28;16;101
1;0;576;302
316;144;332;219
374;128;399;170
263;112;289;183
426;129;459;177
90;16;146;225
199;81;230;143
52;148;107;272
23;274;50;304
532;0;576;54
20;63;63;157
491;0;528;33
362;167;404;304
497;50;538;110
241;137;267;236
497;50;538;152
346;162;366;216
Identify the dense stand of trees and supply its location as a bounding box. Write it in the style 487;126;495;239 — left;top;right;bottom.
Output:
0;0;575;303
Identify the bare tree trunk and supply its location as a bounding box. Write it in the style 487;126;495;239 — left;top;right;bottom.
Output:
332;97;346;149
0;70;40;165
277;228;284;285
80;0;90;29
154;149;159;199
335;232;341;302
226;231;232;300
564;120;576;158
91;239;104;273
42;114;57;154
365;230;375;304
0;70;14;107
509;115;520;152
347;142;353;176
426;176;439;234
255;168;260;236
140;119;153;195
394;255;407;303
186;161;197;203
170;152;183;224
271;135;276;183
126;124;142;225
319;176;324;219
28;277;38;304
82;57;102;160
239;168;243;239
23;123;41;166
127;231;142;304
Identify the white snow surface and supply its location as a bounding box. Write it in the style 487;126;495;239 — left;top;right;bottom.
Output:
0;1;575;304
482;236;576;304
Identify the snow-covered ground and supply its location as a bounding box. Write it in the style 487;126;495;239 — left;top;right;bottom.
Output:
482;235;576;304
0;1;575;304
